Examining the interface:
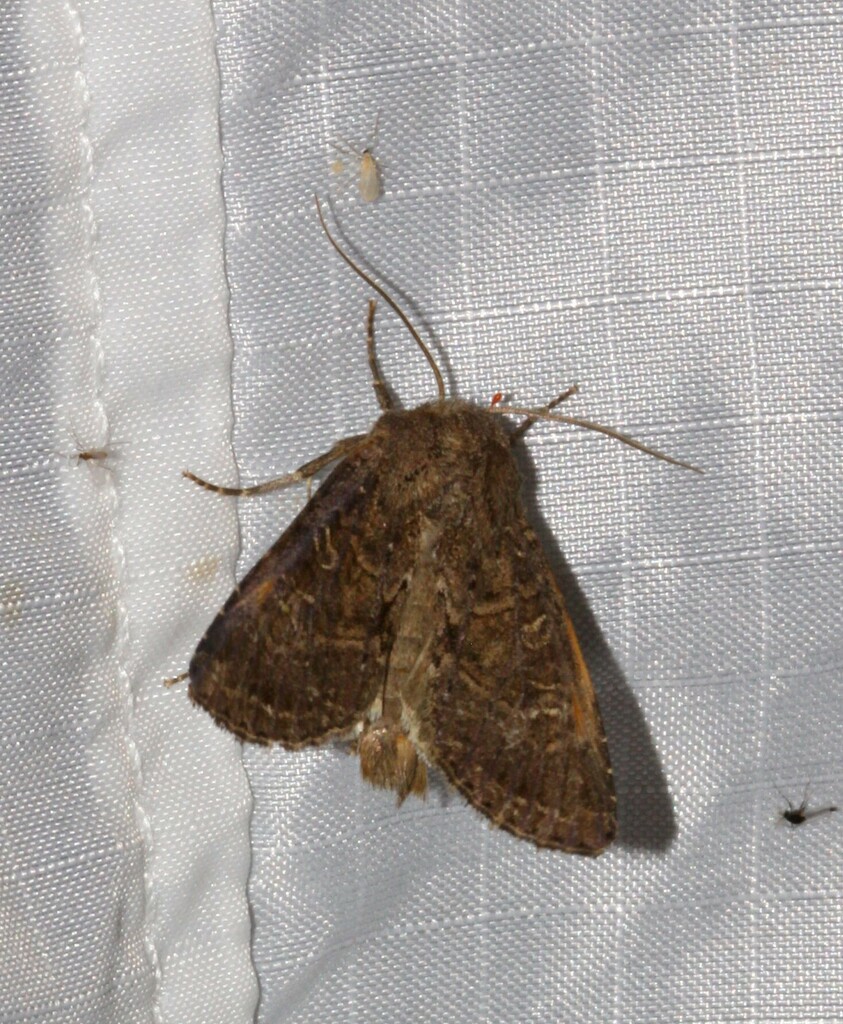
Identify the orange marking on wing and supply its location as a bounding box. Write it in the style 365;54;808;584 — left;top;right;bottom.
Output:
251;579;277;607
570;691;586;737
563;611;594;740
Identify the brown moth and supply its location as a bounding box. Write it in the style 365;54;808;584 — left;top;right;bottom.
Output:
182;197;700;855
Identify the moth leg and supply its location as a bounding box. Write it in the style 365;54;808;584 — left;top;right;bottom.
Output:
183;434;367;497
366;299;392;411
511;384;579;441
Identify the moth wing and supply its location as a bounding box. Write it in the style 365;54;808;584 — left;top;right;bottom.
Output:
189;446;403;747
422;511;617;854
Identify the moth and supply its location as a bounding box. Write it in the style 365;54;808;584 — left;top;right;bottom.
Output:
181;197;700;855
330;115;381;202
779;788;838;827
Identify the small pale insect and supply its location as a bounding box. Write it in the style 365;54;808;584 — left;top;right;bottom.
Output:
74;447;112;466
357;149;381;202
56;432;120;473
330;115;382;202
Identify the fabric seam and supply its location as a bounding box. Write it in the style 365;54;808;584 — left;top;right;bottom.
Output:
65;3;164;1020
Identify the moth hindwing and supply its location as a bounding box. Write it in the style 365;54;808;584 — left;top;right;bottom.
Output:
183;199;698;854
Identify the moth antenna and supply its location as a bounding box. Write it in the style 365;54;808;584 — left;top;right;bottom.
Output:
314;194;446;401
366;300;393;411
164;672;188;688
493;404;703;474
182;469;276;497
511;384;580;442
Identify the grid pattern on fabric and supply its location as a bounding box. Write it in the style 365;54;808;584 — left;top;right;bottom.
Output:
210;2;843;1022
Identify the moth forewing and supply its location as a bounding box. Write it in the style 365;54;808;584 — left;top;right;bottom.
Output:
390;411;616;854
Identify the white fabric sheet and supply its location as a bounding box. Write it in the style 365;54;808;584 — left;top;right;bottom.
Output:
1;2;253;1022
3;1;841;1022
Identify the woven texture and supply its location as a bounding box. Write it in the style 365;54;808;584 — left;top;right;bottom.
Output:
0;2;253;1023
3;1;842;1022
